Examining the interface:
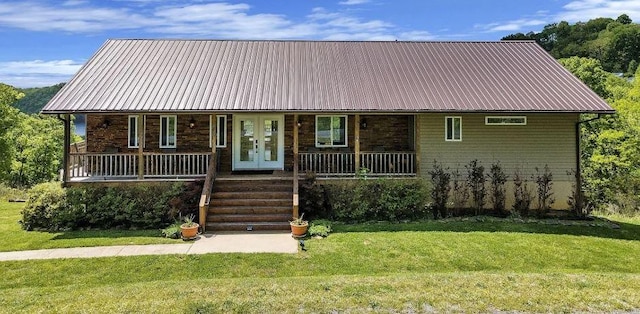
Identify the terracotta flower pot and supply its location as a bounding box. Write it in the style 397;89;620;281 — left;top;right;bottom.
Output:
180;223;199;240
290;222;309;237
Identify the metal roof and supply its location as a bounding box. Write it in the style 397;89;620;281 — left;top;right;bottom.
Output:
42;39;613;114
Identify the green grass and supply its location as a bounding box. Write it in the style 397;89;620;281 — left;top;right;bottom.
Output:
1;200;640;312
0;201;177;252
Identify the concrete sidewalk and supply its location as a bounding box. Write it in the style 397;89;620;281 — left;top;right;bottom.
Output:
0;232;299;261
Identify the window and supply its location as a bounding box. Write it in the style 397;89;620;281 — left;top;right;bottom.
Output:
210;115;227;148
316;115;347;147
128;115;139;148
445;116;462;141
485;116;527;125
160;115;177;148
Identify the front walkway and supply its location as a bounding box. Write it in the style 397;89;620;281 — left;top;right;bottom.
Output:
0;232;298;261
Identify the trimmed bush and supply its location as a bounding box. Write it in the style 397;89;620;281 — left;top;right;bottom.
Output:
322;178;429;222
21;182;199;231
21;182;70;231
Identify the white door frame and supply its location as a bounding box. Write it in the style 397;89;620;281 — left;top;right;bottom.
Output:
232;114;285;170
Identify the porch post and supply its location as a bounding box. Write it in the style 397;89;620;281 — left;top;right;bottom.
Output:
414;114;421;175
214;114;219;157
211;114;217;166
354;114;361;172
62;114;71;184
293;114;300;219
137;114;144;180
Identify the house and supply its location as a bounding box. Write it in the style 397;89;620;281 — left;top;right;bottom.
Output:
42;39;613;230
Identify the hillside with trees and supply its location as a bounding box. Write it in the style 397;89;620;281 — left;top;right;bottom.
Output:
0;83;69;188
503;14;640;75
13;83;65;114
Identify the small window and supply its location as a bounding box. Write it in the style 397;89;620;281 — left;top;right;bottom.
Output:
128;115;138;148
160;115;177;148
485;116;527;125
316;115;347;147
445;116;462;141
210;115;227;148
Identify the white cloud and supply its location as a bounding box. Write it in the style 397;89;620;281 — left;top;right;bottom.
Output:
339;0;370;5
0;60;83;88
558;0;640;22
477;0;640;34
481;18;547;32
0;1;432;41
0;2;157;32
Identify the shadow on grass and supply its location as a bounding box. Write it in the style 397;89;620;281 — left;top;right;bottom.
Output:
50;229;162;240
331;217;640;241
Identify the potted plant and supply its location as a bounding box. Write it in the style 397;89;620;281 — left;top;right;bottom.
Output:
290;213;309;238
180;214;199;240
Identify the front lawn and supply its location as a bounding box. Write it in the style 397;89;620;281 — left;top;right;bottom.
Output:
1;209;639;312
0;201;175;252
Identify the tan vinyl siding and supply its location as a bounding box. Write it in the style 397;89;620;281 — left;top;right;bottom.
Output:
417;113;578;210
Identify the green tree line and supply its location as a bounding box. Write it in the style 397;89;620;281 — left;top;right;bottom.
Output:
560;57;640;214
0;83;72;188
503;14;640;75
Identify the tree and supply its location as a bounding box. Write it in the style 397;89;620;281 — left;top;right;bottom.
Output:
0;84;24;181
616;14;632;25
8;113;65;187
559;57;611;98
503;16;640;73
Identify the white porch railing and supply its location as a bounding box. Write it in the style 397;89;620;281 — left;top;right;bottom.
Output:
69;153;139;178
298;151;416;177
360;152;416;176
69;152;211;179
299;152;356;176
144;153;210;177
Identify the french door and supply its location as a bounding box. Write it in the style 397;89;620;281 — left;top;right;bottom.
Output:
233;115;284;170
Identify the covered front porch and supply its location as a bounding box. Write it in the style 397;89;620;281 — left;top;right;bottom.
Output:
63;113;418;181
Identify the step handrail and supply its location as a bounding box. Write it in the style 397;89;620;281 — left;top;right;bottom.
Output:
198;153;218;231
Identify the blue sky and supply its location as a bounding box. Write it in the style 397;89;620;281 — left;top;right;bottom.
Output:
0;0;638;88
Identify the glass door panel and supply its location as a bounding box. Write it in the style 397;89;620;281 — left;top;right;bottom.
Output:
263;119;279;162
239;119;255;162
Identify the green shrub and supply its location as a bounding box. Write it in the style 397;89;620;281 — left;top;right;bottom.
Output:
535;165;555;216
512;169;533;216
488;162;508;215
308;220;332;237
323;178;429;222
20;182;70;231
466;159;486;214
299;173;328;219
161;221;182;239
428;161;451;219
21;182;196;231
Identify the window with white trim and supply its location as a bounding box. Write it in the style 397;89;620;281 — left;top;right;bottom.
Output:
210;115;227;148
128;115;139;148
485;116;527;125
316;115;347;147
445;116;462;141
160;115;177;148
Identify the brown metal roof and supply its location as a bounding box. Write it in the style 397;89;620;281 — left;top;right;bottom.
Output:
41;39;613;114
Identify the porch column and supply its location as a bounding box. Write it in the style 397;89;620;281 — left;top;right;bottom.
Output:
414;114;421;175
354;114;361;172
211;114;217;159
62;114;71;184
137;114;144;180
293;114;300;219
